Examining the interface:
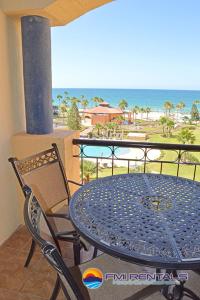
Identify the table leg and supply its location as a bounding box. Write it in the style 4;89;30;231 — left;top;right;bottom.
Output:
161;269;200;300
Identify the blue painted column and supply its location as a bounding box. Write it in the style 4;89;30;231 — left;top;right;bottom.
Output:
21;16;53;134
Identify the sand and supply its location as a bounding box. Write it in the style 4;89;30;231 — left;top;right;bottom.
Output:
124;110;190;122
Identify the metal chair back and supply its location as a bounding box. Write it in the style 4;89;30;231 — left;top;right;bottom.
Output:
9;143;71;212
23;186;85;300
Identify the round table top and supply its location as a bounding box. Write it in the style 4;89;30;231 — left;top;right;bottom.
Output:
69;173;200;269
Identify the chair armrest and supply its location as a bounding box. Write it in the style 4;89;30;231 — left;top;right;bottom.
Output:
57;236;78;243
56;235;89;250
46;213;70;220
55;230;77;237
68;180;83;187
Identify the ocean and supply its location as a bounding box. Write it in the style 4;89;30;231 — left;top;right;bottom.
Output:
52;88;200;112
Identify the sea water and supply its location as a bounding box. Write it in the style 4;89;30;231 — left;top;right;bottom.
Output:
52;88;200;112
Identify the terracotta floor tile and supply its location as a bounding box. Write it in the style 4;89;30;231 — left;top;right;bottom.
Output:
3;226;32;251
0;246;20;262
0;288;47;300
0;246;41;271
0;261;29;291
21;271;56;299
29;256;55;275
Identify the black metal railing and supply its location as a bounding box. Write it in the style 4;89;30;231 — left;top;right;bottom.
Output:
73;139;200;183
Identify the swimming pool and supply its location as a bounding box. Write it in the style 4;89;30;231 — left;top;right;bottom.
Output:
82;145;129;158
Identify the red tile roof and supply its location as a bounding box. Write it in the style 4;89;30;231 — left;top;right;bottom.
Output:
84;105;123;115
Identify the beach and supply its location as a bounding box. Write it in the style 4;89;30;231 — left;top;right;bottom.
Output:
125;110;190;122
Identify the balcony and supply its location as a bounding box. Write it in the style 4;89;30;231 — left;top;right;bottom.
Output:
72;138;200;183
1;1;200;299
1;137;200;299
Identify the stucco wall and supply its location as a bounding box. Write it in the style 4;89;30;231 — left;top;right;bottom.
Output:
0;9;25;244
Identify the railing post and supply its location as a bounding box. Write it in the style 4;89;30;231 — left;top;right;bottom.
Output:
80;145;84;184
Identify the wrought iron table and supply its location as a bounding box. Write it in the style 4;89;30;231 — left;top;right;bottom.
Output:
69;173;200;299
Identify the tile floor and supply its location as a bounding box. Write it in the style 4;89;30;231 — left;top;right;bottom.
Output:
0;226;200;300
0;226;66;300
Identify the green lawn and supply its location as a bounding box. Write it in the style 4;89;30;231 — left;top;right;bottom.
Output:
147;127;200;181
90;125;200;181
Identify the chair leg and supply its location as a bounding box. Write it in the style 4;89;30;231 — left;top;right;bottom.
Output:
24;238;36;267
50;275;61;300
161;278;200;300
183;287;200;300
92;247;98;259
73;240;81;266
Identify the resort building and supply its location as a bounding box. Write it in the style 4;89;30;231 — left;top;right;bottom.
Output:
83;101;123;125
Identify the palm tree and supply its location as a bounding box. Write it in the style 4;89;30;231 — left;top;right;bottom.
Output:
80;95;85;101
179;101;185;111
177;128;195;144
95;123;103;136
56;94;63;107
176;103;181;119
159;116;168;136
83;160;96;183
166;119;175;137
105;122;116;138
92;97;104;106
81;99;89;110
176;101;185;120
177;128;196;162
58;103;68;124
164;101;174;116
146;107;151;120
139;107;145;120
111;121;118;137
70;97;80;105
118;99;128;120
63;91;70;104
80;97;88;120
62;91;70;108
131;106;139;125
115;115;124;124
193;100;200;105
118;99;128;110
98;97;104;103
92;97;98;106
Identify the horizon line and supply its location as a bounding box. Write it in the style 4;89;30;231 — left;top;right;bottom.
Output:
52;87;200;92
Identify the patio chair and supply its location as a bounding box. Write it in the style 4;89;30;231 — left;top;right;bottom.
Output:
24;186;165;300
8;143;95;267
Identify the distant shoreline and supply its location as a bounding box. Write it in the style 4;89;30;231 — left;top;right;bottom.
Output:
53;87;200;92
52;88;198;112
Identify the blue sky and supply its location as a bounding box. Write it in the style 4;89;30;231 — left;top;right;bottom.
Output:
51;0;200;90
